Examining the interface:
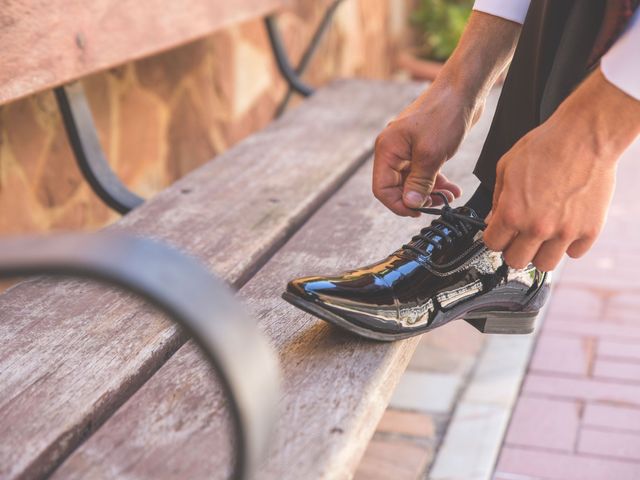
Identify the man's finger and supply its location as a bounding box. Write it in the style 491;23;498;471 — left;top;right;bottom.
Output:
373;159;416;215
429;190;454;206
492;164;505;211
434;173;463;199
402;145;444;208
483;164;509;250
373;132;412;215
377;185;421;217
533;238;570;272
372;171;407;215
567;235;597;259
373;159;401;186
483;210;518;252
403;169;438;208
503;234;544;269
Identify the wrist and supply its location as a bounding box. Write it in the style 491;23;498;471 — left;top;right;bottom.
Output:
436;57;488;105
436;11;522;101
433;63;486;115
554;69;640;164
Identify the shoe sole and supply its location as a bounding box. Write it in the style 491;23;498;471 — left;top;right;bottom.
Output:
282;291;537;342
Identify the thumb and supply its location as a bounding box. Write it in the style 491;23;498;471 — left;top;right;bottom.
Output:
403;161;438;209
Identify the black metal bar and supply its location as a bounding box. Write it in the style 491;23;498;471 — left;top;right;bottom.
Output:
55;83;144;215
275;0;344;116
0;233;280;480
265;16;315;97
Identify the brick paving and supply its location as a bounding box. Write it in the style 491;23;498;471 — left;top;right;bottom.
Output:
355;322;486;480
495;139;640;480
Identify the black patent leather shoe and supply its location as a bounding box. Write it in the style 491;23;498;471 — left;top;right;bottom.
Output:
283;193;550;342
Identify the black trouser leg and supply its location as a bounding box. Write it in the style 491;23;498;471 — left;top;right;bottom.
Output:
471;0;605;195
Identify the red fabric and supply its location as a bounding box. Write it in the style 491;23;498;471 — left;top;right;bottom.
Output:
588;0;639;65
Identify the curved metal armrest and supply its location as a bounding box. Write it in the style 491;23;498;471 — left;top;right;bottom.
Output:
55;84;144;214
267;0;344;115
0;233;280;480
265;15;315;97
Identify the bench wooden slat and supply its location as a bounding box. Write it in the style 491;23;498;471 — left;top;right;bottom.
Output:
52;88;495;480
53;159;424;479
0;80;422;479
0;0;291;104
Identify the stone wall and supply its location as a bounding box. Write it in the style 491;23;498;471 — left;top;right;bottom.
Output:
0;0;410;235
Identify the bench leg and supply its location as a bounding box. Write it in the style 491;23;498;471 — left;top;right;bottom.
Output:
55;82;144;214
0;233;280;480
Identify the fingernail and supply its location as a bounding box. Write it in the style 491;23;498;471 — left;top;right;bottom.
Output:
404;191;425;208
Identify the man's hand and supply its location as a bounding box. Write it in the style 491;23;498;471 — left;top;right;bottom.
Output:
372;11;522;216
372;86;475;216
483;122;616;272
484;69;640;271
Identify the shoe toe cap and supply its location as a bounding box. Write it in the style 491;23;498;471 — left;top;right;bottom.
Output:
287;276;337;301
287;271;397;308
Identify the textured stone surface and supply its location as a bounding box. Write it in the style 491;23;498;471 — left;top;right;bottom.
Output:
499;447;640;480
354;437;434;480
506;396;580;452
429;403;510;480
0;0;407;236
578;428;640;461
376;410;436;438
530;334;593;376
408;321;484;374
583;404;640;432
429;333;541;480
390;371;463;414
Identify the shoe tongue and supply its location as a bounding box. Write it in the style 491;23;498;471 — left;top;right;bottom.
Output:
454;205;481;220
452;205;479;217
407;205;481;253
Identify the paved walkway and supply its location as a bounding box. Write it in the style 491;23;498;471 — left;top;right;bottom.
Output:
355;321;486;479
495;139;640;480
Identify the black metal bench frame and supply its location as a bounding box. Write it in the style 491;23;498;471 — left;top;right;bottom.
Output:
0;233;280;480
55;0;344;215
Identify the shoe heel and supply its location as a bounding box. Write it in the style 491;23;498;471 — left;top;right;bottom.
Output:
464;310;538;335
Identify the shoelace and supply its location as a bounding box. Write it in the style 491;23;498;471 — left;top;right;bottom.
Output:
402;192;488;256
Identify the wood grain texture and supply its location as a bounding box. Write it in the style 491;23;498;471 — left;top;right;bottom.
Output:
0;0;291;104
0;80;423;479
54;160;426;480
53;89;501;479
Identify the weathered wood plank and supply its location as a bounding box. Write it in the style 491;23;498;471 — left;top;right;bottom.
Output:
0;80;423;479
53;90;498;479
0;0;290;104
53;160;425;480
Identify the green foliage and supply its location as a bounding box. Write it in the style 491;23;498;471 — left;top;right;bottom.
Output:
411;0;473;61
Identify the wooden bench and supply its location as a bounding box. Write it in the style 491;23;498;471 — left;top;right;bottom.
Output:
0;2;454;479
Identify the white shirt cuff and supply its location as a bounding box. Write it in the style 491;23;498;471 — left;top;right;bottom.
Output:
472;0;531;24
601;7;640;101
